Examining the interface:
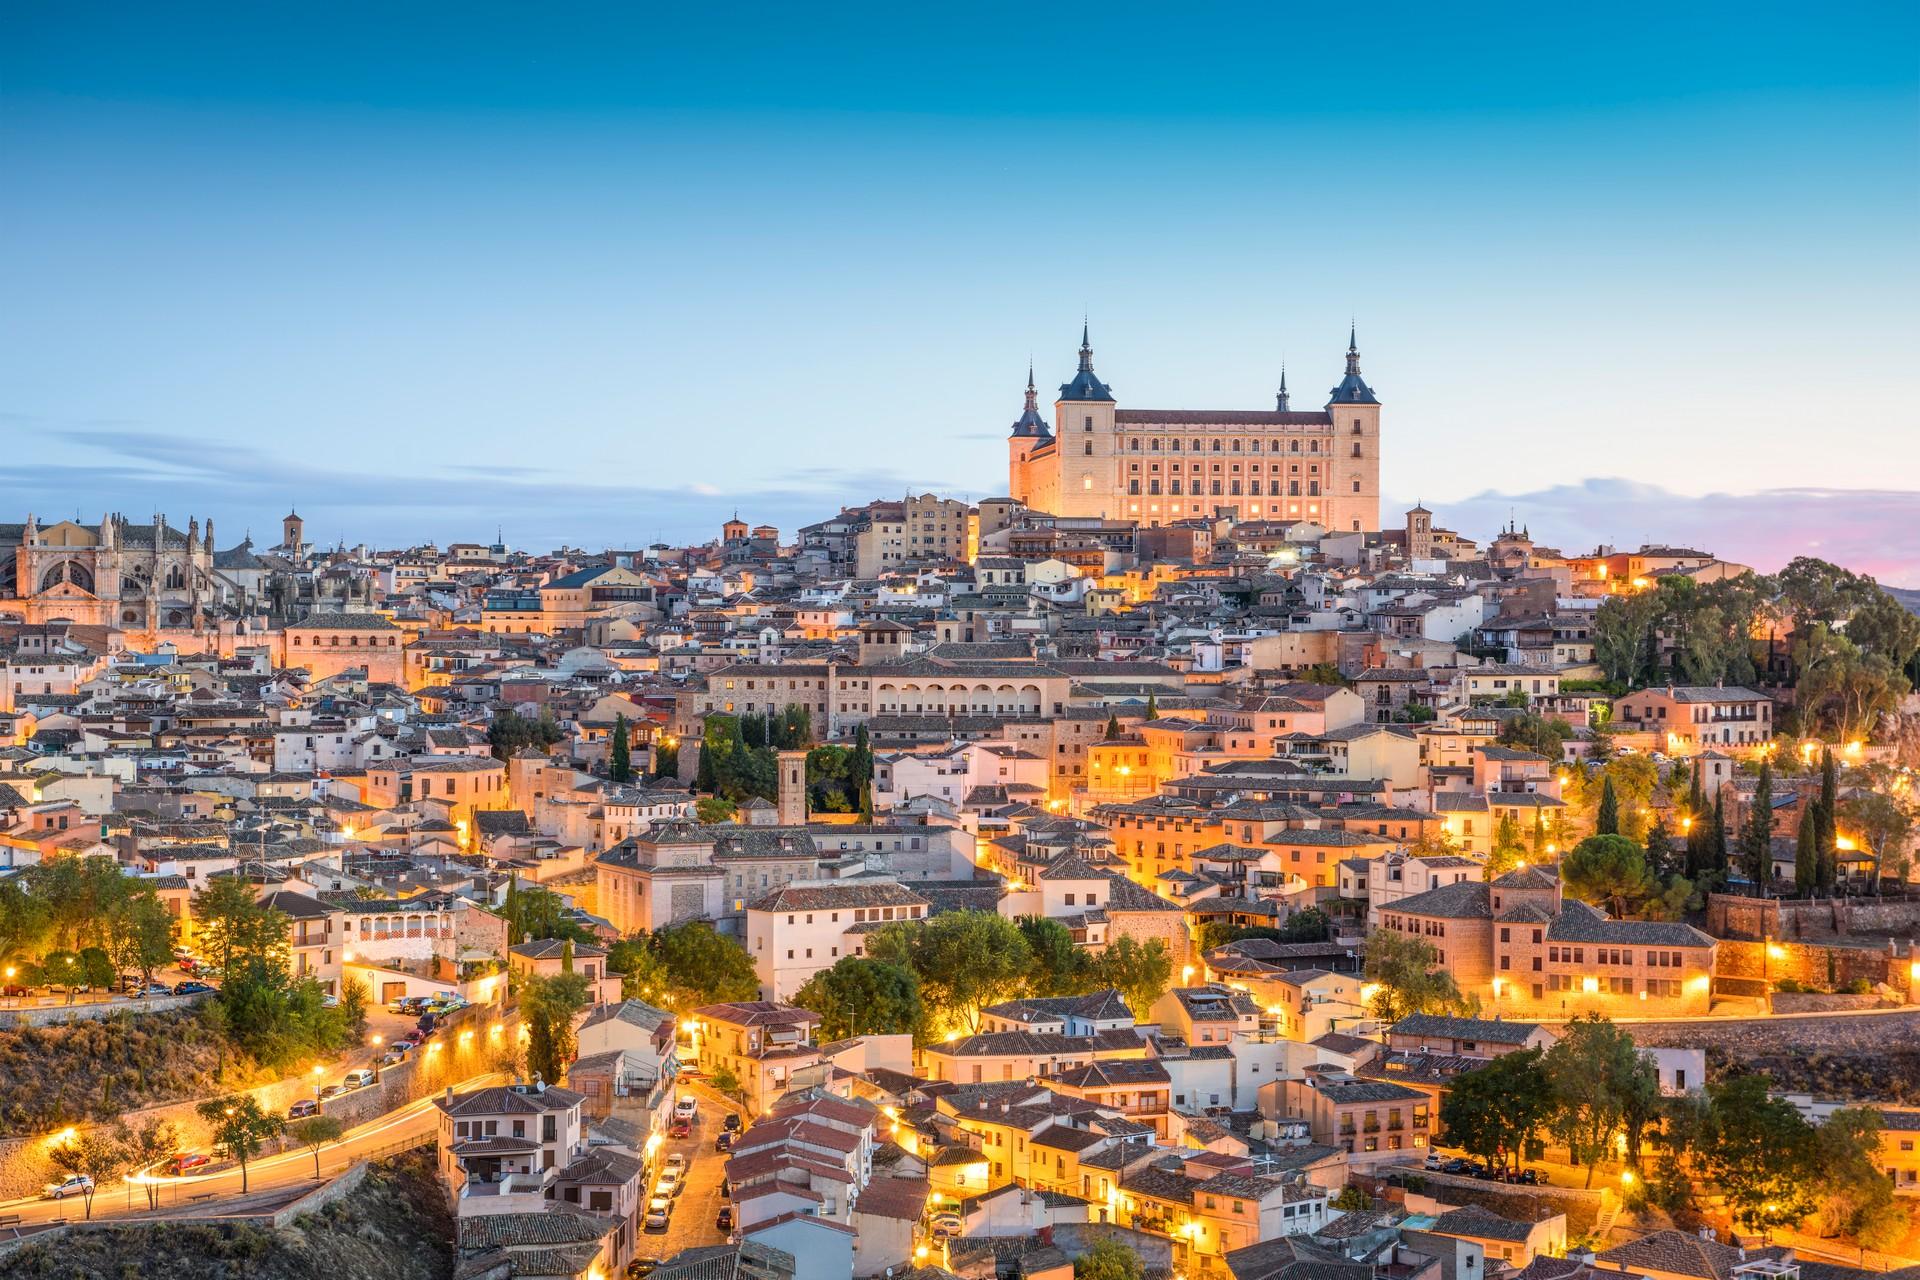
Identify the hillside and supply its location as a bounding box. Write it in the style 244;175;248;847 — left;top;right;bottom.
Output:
0;1152;455;1280
0;1008;275;1136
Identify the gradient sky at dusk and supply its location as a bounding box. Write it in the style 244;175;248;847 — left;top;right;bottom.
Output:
3;3;1917;580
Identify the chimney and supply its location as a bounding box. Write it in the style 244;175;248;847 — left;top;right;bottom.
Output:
443;1086;454;1105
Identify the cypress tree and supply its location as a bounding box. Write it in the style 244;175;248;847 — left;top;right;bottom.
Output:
1684;773;1710;879
503;873;524;946
1105;713;1121;740
1596;775;1620;836
1739;760;1773;892
1145;693;1159;721
610;713;632;783
849;722;873;788
1814;748;1839;891
1793;803;1819;895
1709;792;1727;880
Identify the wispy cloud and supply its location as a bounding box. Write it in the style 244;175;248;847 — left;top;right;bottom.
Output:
1406;479;1920;588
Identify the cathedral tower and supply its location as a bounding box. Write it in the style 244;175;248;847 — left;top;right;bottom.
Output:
1053;322;1117;516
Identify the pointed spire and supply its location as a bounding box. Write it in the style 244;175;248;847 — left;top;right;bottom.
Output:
1328;321;1378;405
1277;364;1291;412
1059;319;1114;401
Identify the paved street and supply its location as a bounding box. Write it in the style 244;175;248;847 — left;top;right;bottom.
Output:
0;1070;502;1229
635;1078;736;1264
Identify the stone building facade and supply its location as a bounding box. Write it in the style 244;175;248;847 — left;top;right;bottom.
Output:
1009;326;1381;532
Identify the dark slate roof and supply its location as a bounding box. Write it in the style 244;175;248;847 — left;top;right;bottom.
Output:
1545;899;1714;948
1385;879;1493;920
1390;1013;1545;1045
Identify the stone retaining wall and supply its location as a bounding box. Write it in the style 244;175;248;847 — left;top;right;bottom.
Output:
1714;938;1902;989
0;993;207;1029
1708;892;1920;942
0;1007;510;1202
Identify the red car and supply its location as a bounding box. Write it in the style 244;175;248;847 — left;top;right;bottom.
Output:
671;1118;691;1138
167;1153;210;1175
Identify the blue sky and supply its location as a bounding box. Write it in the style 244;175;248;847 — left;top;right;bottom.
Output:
3;2;1917;578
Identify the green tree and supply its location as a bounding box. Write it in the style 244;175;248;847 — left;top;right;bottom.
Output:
1739;760;1775;892
1440;1048;1552;1177
288;1114;346;1179
194;876;284;975
48;1132;125;1220
1815;748;1839;890
107;891;176;992
793;956;922;1039
1793;803;1820;896
695;795;737;824
1693;1075;1818;1233
1846;589;1920;670
866;911;1033;1037
1361;930;1473;1024
1144;693;1159;721
651;739;679;779
1488;814;1528;876
1595;776;1620;836
1075;1236;1145;1280
1104;713;1121;740
1594;593;1658;687
1499;713;1576;760
639;921;762;1008
1840;790;1911;895
1561;835;1656;918
848;723;873;791
1092;936;1173;1021
1018;917;1093;997
609;713;632;783
1543;1014;1657;1186
522;970;591;1086
1811;1107;1907;1247
116;1119;178;1210
198;1095;285;1194
1331;1186;1372;1211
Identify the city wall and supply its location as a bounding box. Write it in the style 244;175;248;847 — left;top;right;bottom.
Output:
1708;892;1920;942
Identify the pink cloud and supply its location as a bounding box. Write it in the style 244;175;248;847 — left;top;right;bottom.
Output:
1397;480;1920;588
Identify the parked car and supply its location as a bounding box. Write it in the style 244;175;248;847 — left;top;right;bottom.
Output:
718;1178;730;1201
670;1118;691;1139
287;1099;320;1120
674;1095;698;1119
173;980;215;996
318;1084;348;1101
342;1068;377;1090
643;1196;671;1231
377;1051;407;1069
663;1153;687;1174
655;1168;683;1198
44;1174;93;1200
166;1153;210;1176
723;1113;742;1132
394;1035;422;1053
713;1131;732;1153
1424;1153;1445;1170
627;1261;660;1278
716;1206;734;1232
929;1212;964;1238
1516;1169;1544;1185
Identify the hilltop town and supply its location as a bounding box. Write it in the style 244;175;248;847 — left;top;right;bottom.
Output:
0;342;1918;1280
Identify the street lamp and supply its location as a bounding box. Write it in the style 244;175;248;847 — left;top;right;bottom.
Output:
311;1064;325;1099
370;1035;384;1083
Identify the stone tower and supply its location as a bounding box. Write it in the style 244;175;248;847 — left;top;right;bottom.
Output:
1406;503;1434;561
776;749;808;826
